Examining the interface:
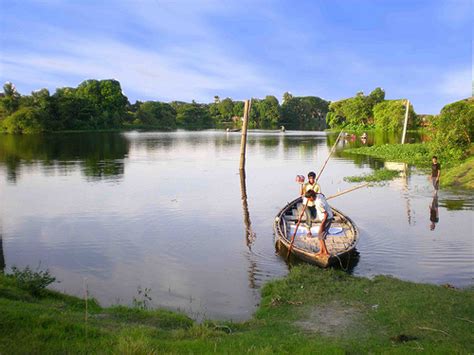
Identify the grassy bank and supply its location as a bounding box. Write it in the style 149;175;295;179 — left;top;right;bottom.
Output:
1;266;473;353
440;156;474;189
344;143;474;189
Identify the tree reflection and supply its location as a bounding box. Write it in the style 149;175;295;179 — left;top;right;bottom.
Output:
0;133;130;182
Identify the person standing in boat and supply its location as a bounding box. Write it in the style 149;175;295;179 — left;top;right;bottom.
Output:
299;171;321;235
430;156;441;191
305;190;332;256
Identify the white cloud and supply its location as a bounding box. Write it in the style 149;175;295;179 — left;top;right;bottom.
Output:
0;1;277;102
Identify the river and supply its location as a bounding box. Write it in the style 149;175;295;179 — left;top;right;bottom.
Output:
0;130;472;320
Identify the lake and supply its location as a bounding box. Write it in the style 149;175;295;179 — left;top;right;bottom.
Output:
0;130;472;321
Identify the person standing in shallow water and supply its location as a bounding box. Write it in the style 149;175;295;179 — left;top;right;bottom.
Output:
299;171;321;236
431;156;441;191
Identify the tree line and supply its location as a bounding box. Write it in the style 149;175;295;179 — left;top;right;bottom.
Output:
1;80;470;146
326;87;419;131
0;80;330;134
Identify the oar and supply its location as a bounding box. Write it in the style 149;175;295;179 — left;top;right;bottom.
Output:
327;183;370;200
286;200;309;260
316;130;343;182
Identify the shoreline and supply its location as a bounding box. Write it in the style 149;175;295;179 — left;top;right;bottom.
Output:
343;143;474;190
1;266;472;353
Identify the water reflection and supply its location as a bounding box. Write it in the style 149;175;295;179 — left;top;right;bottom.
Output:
0;133;129;183
240;169;256;249
0;230;4;273
430;193;439;231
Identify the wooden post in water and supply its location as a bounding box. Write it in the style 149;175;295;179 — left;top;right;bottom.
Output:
239;99;251;170
401;99;410;144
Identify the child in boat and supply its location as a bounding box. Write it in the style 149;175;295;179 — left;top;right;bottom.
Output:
300;172;321;237
305;190;333;256
299;171;321;196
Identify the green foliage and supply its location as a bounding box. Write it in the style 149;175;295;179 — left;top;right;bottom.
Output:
1;107;44;134
255;95;280;129
281;96;329;130
7;266;56;296
326;88;419;131
429;98;473;161
440;155;474;189
327;94;372;128
176;103;212;130
345;143;431;166
343;95;372;126
344;168;400;182
0;82;21;117
367;87;385;107
136;101;176;129
373;100;416;131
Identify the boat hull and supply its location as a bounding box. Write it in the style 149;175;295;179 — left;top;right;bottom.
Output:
273;197;359;267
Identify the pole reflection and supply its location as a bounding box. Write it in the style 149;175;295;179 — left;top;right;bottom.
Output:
240;169;256;249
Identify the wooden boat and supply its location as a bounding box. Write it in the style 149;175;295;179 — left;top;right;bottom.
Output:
274;197;359;267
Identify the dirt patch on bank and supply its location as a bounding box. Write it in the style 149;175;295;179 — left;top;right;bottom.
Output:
294;301;363;337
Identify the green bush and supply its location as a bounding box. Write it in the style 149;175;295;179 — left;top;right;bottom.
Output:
429;98;473;161
8;266;56;296
373;100;416;131
1;107;44;134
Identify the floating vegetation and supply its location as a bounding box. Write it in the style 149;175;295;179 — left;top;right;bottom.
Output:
344;168;400;183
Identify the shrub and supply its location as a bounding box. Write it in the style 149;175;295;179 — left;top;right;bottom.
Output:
428;98;473;161
373;100;416;131
8;266;56;296
1;107;44;134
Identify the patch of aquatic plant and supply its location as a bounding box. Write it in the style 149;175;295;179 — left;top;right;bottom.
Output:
344;168;400;183
345;143;431;166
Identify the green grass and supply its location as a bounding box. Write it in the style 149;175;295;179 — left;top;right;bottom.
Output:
344;168;400;183
440;155;474;189
345;143;474;189
1;266;473;353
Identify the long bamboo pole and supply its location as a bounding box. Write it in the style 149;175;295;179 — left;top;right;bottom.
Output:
286;200;309;260
401;99;410;144
239;99;251;170
326;183;369;200
316;130;343;181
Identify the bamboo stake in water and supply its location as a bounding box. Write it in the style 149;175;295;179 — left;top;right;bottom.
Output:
239;99;251;170
316;130;344;181
401;99;410;144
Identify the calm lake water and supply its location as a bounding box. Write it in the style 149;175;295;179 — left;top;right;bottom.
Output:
0;130;472;321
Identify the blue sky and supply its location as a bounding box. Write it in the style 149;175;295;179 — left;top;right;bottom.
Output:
0;0;472;113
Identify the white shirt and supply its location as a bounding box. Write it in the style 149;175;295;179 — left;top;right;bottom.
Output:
315;194;333;220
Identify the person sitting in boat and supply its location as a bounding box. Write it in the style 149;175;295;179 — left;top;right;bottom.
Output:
305;190;333;257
